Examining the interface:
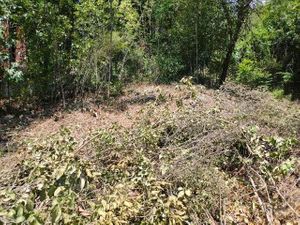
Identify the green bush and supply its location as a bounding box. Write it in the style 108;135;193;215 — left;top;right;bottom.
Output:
236;0;300;98
236;58;270;87
272;88;285;100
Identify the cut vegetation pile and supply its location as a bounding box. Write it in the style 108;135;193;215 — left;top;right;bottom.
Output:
0;82;299;224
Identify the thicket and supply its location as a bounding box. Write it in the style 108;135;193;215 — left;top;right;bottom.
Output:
0;0;299;102
235;0;300;99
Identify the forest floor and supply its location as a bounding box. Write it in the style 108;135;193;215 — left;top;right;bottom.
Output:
0;83;299;224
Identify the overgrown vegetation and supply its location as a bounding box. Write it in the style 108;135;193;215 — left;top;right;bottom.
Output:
1;0;299;101
235;0;300;99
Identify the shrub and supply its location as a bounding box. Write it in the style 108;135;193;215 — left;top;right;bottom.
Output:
272;88;285;99
236;58;270;87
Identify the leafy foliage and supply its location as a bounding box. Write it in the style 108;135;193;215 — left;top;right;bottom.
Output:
0;128;99;224
236;0;300;98
221;126;297;177
236;58;270;86
0;0;241;99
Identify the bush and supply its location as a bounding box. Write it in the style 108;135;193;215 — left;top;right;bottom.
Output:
236;58;270;87
272;88;285;99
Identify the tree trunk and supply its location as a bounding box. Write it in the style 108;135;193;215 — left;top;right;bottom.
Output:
219;21;242;85
195;19;199;73
108;0;113;97
219;0;253;86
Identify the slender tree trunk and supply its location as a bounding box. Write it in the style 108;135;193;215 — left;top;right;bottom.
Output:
195;18;199;73
108;0;113;97
60;79;66;108
219;17;243;85
219;0;253;86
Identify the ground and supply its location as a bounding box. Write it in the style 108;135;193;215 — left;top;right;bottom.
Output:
0;83;299;224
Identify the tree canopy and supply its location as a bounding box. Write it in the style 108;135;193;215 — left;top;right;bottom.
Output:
0;0;299;100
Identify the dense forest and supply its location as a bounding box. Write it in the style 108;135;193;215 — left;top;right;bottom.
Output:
1;0;299;102
0;0;300;224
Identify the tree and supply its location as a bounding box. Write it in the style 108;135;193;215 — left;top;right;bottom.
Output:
145;0;230;83
219;0;256;85
236;0;300;98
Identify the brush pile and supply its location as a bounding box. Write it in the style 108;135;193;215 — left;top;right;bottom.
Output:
0;82;299;224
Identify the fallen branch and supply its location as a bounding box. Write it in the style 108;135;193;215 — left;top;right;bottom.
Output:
248;175;274;224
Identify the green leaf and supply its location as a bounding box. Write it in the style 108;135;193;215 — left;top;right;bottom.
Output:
8;209;16;217
15;216;26;224
54;187;65;197
55;165;67;180
27;214;43;225
16;205;24;217
51;205;62;224
26;199;34;211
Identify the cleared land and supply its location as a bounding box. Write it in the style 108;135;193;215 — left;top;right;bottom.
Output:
0;83;299;224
